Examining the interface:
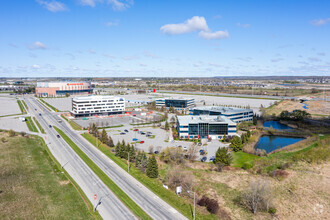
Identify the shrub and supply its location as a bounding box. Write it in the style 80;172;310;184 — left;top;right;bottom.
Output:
197;195;219;214
230;136;243;152
1;137;6;143
242;161;253;170
270;169;289;179
165;167;194;194
8;129;15;137
146;155;158;178
268;207;277;214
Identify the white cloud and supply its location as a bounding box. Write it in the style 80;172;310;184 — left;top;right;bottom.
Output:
144;52;159;59
310;18;330;26
160;16;209;35
208;62;221;67
123;55;139;60
32;64;40;69
79;0;133;10
198;30;229;40
308;57;321;62
139;63;147;67
317;52;326;56
213;14;222;19
36;0;68;12
271;58;284;63
106;20;119;26
29;41;47;50
89;49;96;54
103;53;115;58
237;22;250;28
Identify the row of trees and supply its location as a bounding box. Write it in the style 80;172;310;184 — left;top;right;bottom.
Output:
279;110;311;121
88;123;115;147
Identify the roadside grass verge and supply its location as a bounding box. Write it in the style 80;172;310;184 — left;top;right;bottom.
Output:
39;98;60;112
54;127;151;219
82;132;216;220
0;132;98;220
33;117;45;134
61;115;84;130
36;98;51;111
25;116;38;132
17;100;26;114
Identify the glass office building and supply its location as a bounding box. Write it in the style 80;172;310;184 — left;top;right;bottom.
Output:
176;115;236;140
156;98;195;110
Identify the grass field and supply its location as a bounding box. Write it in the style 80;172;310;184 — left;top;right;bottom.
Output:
33;117;45;134
82;132;217;220
25;116;38;133
54;127;151;219
21;100;28;110
17;100;26;114
0;132;97;219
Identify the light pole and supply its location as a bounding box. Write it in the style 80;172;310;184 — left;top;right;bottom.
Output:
193;191;196;220
125;151;130;172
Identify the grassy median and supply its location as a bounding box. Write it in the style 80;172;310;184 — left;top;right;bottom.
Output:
25;116;38;133
54;126;151;220
39;98;60;112
0;132;98;219
33;117;45;134
17;100;26;114
82;132;217;220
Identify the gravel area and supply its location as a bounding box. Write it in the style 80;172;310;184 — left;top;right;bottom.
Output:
0;97;21;116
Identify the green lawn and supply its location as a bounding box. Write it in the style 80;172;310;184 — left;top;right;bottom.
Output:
17;100;26;114
25;116;38;133
0;132;99;220
33;117;45;134
21;100;28;110
54;127;151;219
82;132;217;220
231;151;260;168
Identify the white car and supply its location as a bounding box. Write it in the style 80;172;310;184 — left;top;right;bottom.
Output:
183;146;188;151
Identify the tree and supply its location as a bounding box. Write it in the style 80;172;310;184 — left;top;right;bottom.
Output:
146;155;158;178
170;116;176;124
241;179;273;214
186;144;199;161
129;145;136;161
100;129;108;144
136;151;148;173
165;167;194;194
164;112;168;119
115;142;121;156
107;135;114;147
222;134;227;142
230;136;243;152
165;120;169;131
214;147;232;166
247;130;251;138
253;115;257;125
20;131;26;137
1;137;6;143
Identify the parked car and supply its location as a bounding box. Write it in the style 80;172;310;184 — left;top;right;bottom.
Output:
201;157;207;162
49;125;52;128
120;132;126;135
154;151;159;154
124;129;129;132
198;142;202;146
140;132;146;135
146;134;151;137
183;146;188;151
140;141;145;144
56;134;60;138
133;129;139;131
132;138;138;141
200;151;206;155
39;113;42;116
209;156;215;162
147;132;152;135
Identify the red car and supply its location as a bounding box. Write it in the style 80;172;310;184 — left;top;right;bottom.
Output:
140;141;145;144
133;129;139;131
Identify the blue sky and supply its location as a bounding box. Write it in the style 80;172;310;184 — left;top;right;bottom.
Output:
0;0;329;77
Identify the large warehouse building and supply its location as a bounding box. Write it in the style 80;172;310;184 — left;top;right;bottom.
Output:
71;95;125;117
176;115;236;140
190;106;253;123
35;82;92;97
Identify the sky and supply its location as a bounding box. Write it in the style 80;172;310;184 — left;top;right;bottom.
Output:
0;0;329;77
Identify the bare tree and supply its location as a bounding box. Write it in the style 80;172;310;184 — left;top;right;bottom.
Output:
241;179;273;214
148;145;154;154
165;167;195;195
186;143;199;161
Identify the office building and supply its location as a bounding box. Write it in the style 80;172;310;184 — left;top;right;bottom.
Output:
176;115;236;140
35;81;92;97
156;98;195;110
71;96;125;117
190;106;253;123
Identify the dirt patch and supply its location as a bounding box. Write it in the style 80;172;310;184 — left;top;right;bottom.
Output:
59;180;70;185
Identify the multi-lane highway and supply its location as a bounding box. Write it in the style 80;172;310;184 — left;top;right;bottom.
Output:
24;98;137;220
27;97;188;220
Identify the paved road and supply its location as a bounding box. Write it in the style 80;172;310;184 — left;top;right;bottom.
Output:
24;98;136;220
28;97;188;220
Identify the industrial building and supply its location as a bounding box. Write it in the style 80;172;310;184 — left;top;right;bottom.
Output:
71;96;125;117
176;115;236;140
35;82;92;97
190;106;253;123
156;98;195;110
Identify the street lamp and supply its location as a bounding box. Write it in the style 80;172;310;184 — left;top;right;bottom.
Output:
124;151;130;173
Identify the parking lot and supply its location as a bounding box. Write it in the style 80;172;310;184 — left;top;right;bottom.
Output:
0;96;21;116
0;117;29;133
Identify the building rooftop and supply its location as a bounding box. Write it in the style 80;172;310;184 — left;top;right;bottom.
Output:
156;98;194;101
192;106;252;114
177;115;235;124
72;95;124;101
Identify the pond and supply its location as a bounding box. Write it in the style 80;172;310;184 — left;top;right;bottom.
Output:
256;135;304;153
263;121;292;130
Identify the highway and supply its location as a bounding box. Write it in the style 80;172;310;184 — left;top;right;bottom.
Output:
28;97;188;220
24;97;137;220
